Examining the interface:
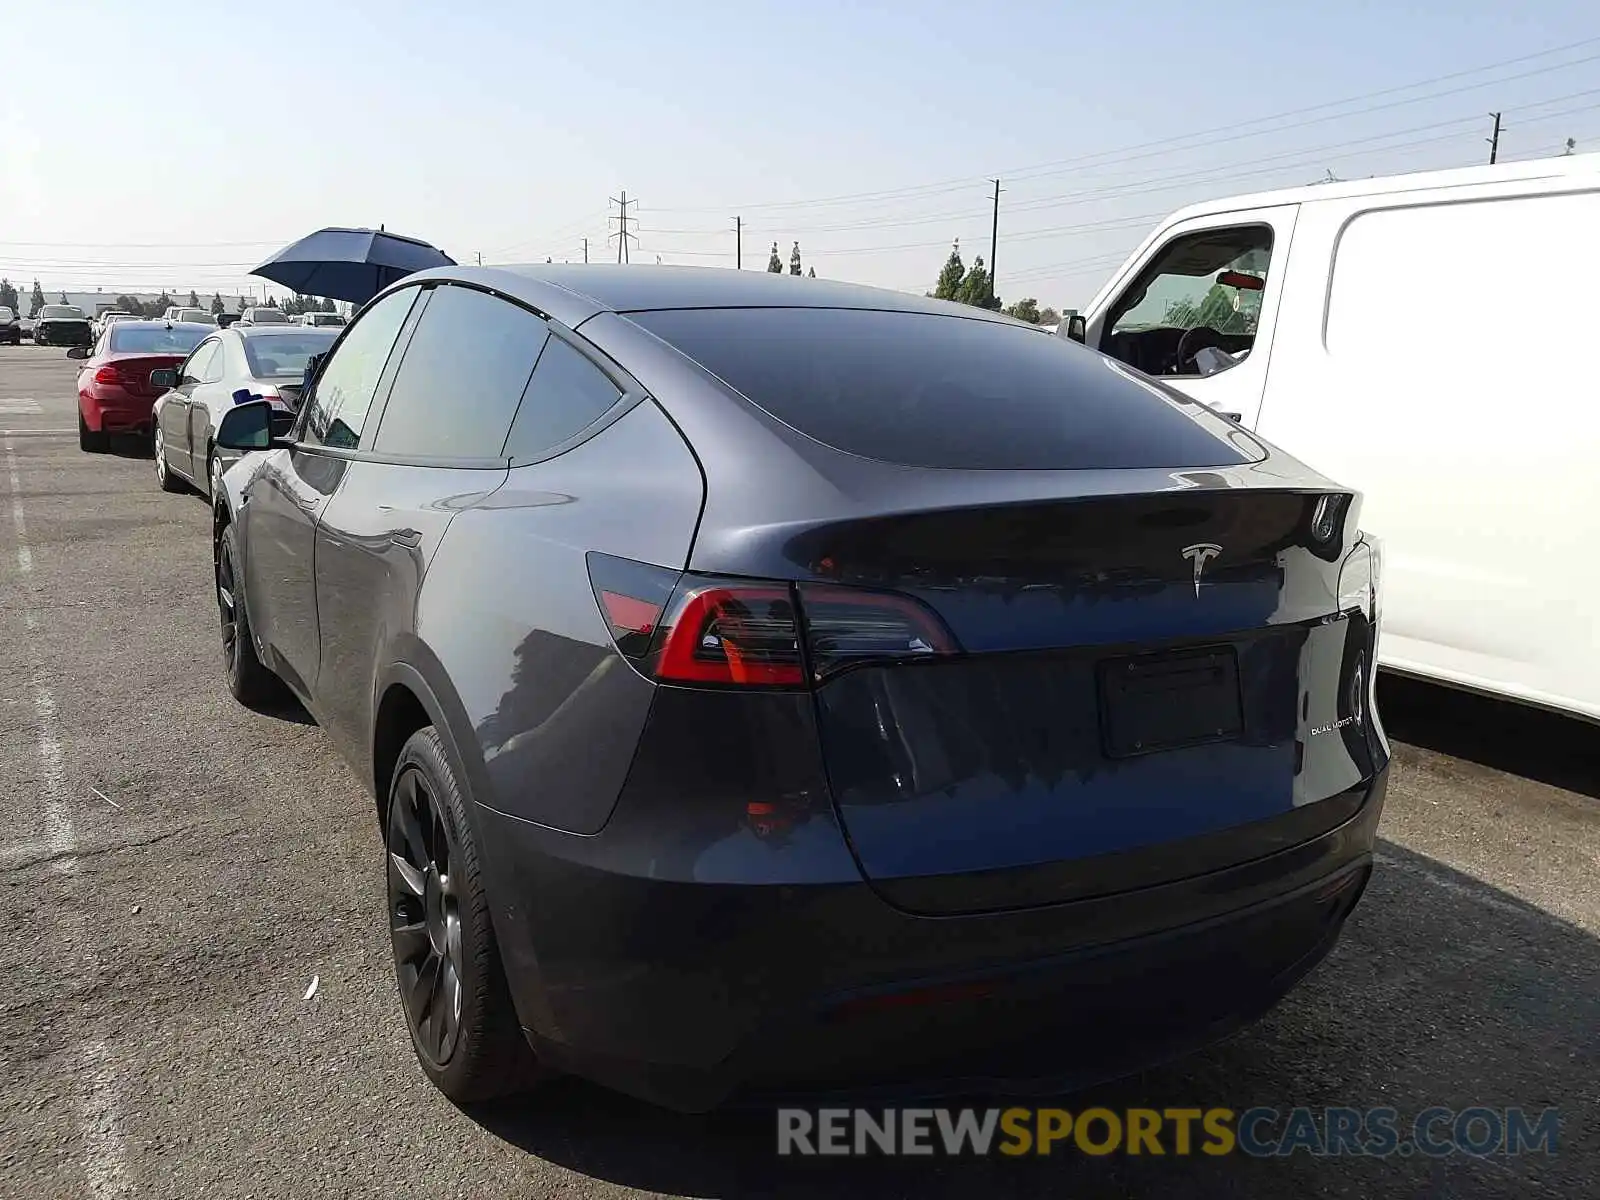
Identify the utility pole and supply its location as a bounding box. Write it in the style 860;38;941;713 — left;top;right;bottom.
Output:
734;216;742;269
475;251;483;266
609;191;637;263
1487;112;1502;164
583;237;589;263
989;178;1002;306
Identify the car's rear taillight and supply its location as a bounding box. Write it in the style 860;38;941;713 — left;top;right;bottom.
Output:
586;555;959;689
93;365;122;385
587;553;680;660
796;583;955;678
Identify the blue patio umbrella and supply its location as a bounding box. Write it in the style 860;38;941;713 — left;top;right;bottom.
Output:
250;227;455;306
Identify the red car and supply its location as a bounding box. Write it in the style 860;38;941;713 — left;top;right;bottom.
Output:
71;321;212;452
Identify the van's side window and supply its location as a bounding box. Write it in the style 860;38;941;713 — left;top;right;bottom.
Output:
1102;225;1273;379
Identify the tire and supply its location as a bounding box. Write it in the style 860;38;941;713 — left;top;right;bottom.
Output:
386;726;541;1103
78;413;108;453
207;446;222;501
154;426;186;492
217;524;285;710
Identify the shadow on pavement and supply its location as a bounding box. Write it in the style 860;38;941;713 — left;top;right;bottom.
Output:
1376;672;1600;800
466;843;1597;1197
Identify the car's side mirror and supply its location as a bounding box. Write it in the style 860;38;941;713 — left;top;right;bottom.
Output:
304;352;326;384
149;368;179;389
1064;314;1087;344
216;400;277;451
65;346;90;360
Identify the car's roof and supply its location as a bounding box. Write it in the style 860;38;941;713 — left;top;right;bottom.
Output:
234;324;336;338
395;263;1022;330
1162;149;1600;223
110;320;214;331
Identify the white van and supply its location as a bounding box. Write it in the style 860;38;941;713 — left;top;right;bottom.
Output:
1065;152;1600;721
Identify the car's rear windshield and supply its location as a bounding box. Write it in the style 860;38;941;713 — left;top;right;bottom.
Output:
41;306;84;320
247;309;289;323
306;314;344;325
110;325;209;354
0;308;14;322
243;330;338;377
173;309;210;322
627;307;1256;470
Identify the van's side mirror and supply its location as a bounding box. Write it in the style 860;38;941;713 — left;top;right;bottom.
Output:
149;368;179;390
65;346;90;360
1065;314;1087;344
216;400;275;451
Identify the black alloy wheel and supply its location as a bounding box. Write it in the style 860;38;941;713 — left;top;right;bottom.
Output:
388;765;466;1069
216;525;282;708
384;728;540;1101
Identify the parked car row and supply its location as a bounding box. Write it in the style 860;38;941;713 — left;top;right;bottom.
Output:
69;320;338;481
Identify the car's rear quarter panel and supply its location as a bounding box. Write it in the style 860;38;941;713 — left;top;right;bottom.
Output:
416;397;704;835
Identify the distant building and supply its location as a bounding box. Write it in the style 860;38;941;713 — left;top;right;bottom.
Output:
58;289;257;317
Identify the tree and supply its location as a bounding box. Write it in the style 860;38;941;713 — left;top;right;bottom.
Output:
58;291;69;304
264;296;278;308
1164;284;1255;334
932;239;965;300
187;289;200;307
807;266;816;278
210;292;224;315
766;242;783;273
1039;306;1060;326
29;280;45;317
0;279;16;313
955;256;999;309
152;292;173;317
113;294;142;316
789;242;802;276
1004;297;1042;324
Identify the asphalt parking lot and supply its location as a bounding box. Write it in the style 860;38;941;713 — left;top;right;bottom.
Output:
0;342;1595;1198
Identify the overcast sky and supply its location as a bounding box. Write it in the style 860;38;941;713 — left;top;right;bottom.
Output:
3;1;1597;309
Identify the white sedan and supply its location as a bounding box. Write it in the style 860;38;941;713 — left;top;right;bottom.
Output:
150;325;339;499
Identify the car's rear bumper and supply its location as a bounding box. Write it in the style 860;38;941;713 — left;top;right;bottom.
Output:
36;326;92;345
82;397;152;435
473;751;1387;1111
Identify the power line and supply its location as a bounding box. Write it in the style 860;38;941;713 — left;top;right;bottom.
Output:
641;35;1600;213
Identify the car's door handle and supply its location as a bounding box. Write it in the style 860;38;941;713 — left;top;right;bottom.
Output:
390;529;422;548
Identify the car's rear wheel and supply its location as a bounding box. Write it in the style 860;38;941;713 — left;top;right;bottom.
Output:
78;413;108;453
154;427;185;492
207;447;223;500
217;524;284;709
386;727;541;1102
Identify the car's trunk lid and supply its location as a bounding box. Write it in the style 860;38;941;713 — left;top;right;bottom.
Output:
802;487;1383;915
107;353;188;397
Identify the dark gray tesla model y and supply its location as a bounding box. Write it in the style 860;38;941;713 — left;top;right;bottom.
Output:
210;265;1388;1111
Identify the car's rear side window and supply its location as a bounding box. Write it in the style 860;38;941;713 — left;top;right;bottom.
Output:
501;337;623;463
628;307;1255;470
372;284;549;459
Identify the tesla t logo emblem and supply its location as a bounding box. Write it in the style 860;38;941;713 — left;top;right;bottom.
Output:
1181;543;1223;596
